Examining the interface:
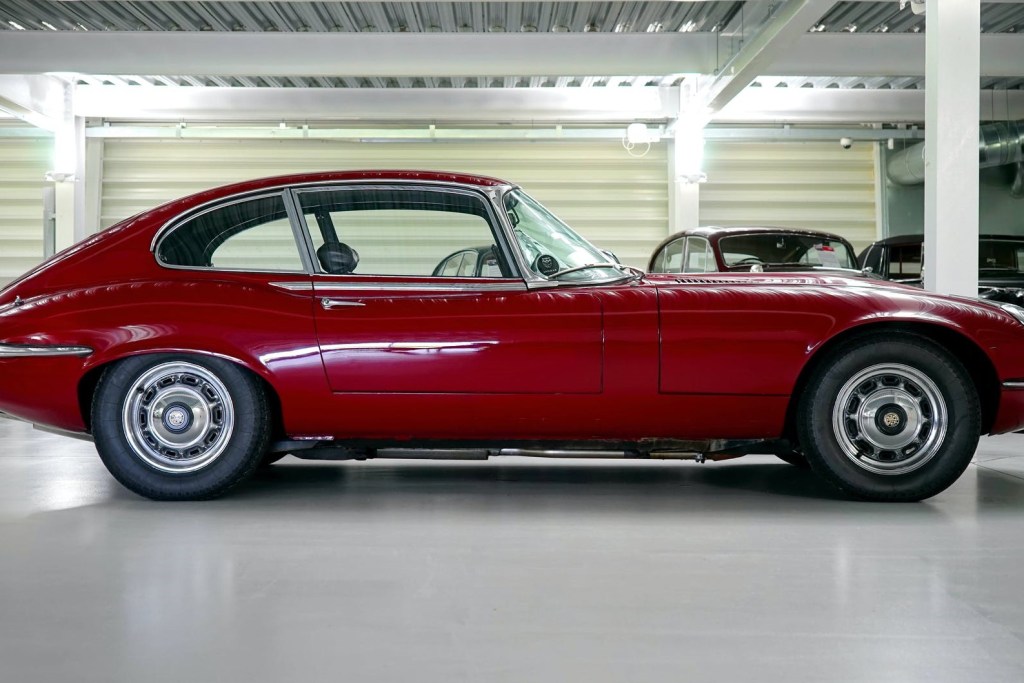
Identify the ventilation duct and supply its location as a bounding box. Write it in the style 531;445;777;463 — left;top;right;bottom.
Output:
886;120;1024;195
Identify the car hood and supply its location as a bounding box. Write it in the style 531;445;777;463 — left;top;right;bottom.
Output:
642;270;1011;313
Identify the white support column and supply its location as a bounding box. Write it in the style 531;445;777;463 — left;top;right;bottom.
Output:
668;82;708;235
84;137;105;236
924;0;980;296
668;135;701;234
49;84;86;251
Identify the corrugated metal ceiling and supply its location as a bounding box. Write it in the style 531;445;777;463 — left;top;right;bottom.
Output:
0;1;741;34
0;1;1021;90
3;1;1021;35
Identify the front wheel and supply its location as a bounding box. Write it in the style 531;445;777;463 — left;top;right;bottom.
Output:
92;354;271;500
797;335;980;502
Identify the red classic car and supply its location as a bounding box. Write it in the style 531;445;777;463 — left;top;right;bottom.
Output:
2;170;1024;502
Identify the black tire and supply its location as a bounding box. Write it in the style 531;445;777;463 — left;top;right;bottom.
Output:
797;334;980;502
92;354;271;500
775;450;810;469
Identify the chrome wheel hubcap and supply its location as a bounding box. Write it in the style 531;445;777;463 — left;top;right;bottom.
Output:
831;363;947;476
122;362;234;473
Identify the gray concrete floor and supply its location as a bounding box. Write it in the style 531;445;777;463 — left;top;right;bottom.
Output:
1;418;1024;682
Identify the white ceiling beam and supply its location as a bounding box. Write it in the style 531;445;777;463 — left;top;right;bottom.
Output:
715;88;1024;124
0;74;66;129
705;0;838;112
2;30;1021;79
72;84;1024;126
0;32;718;78
74;86;681;123
769;33;1024;78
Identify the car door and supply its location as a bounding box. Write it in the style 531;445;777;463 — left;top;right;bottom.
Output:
293;184;604;399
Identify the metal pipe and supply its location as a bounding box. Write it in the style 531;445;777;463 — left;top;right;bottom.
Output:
375;448;489;460
887;119;1024;186
497;449;628;459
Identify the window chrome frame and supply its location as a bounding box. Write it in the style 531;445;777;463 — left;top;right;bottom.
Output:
288;182;524;282
148;177;627;291
491;185;635;290
151;190;311;276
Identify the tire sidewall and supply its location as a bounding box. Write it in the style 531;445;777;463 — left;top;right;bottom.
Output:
92;353;269;500
799;336;980;501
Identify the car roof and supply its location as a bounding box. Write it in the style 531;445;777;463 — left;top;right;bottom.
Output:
132;170;512;238
683;226;850;240
207;169;510;193
867;233;1024;248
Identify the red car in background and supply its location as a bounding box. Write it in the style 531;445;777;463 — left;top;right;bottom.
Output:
2;170;1024;501
648;226;860;275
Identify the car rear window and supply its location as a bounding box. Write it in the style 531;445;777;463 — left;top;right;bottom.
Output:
157;193;304;272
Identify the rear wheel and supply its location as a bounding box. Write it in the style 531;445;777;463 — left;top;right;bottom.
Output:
797;334;980;502
92;354;271;500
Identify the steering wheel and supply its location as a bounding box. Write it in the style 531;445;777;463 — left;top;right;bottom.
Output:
734;257;765;266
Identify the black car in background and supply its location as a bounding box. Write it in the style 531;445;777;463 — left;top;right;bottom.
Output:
858;234;1024;304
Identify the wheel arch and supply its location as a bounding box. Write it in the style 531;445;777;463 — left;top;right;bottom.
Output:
784;321;1000;442
77;349;286;440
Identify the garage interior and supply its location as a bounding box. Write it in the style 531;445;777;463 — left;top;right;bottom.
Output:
2;1;1024;680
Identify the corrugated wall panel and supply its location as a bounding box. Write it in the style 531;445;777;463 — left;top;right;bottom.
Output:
700;141;877;253
100;139;668;268
0;134;51;285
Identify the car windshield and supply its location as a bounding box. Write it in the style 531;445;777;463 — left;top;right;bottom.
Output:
503;190;622;282
978;240;1024;273
719;233;857;269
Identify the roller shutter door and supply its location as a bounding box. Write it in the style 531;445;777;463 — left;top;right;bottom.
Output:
700;141;877;253
99;138;667;268
0;132;51;285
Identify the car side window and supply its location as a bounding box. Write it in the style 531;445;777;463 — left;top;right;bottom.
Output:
652;238;684;273
890;245;922;278
441;254;464;276
157;194;304;272
458;250;479;277
684;237;712;273
296;187;511;278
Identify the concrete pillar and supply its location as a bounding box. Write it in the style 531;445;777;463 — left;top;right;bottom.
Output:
923;0;980;296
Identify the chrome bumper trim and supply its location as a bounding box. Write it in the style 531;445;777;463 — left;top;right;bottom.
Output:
0;344;93;358
1002;381;1024;390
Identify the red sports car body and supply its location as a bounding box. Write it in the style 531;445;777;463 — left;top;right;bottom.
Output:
2;170;1023;501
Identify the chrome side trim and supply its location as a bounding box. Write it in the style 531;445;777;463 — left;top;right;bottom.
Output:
321;298;365;309
314;281;528;293
0;344;93;358
1003;381;1024;389
269;281;314;292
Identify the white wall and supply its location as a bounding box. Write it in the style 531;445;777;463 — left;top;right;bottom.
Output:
0;129;51;284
